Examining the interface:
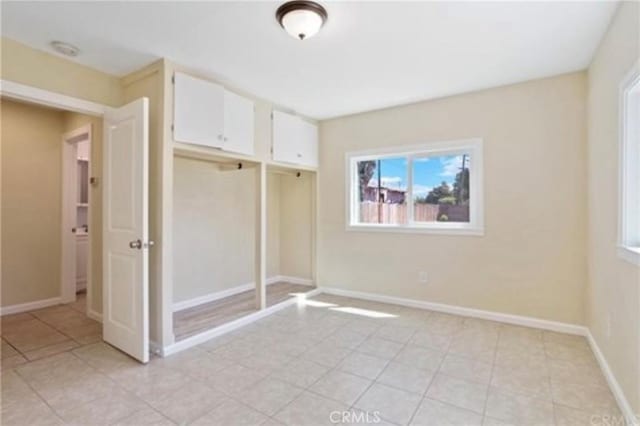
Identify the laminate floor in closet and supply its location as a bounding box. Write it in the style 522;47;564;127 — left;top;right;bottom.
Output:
173;282;314;341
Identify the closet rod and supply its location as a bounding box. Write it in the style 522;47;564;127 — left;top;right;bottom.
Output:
267;169;302;177
218;161;258;172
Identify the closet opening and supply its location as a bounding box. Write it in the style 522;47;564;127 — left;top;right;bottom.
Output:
171;153;317;341
266;165;316;295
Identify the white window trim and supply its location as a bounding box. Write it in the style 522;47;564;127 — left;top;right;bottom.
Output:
618;61;640;266
345;138;484;236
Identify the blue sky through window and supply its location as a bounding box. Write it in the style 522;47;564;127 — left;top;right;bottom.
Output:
367;155;467;198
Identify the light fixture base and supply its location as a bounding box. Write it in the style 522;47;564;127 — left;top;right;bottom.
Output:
50;41;80;57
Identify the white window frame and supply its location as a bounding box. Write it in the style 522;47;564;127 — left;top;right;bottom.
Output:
345;138;484;236
618;61;640;266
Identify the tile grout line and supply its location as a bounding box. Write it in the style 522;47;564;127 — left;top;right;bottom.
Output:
407;316;458;426
479;323;501;421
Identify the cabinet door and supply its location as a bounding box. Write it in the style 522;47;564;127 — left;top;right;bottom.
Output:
272;110;318;167
298;119;318;167
173;72;224;148
272;110;300;164
223;90;255;156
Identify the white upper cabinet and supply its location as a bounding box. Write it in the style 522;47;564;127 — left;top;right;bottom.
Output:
173;72;254;155
174;72;224;148
223;89;255;156
272;110;318;168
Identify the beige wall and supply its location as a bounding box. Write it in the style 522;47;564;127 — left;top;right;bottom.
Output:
0;101;104;311
172;157;258;303
279;172;314;279
587;1;640;413
319;72;588;325
0;38;122;107
61;111;103;315
1;100;65;306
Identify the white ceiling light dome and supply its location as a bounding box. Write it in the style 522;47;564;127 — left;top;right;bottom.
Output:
276;1;327;41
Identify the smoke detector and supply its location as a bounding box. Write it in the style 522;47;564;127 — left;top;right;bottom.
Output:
50;41;80;57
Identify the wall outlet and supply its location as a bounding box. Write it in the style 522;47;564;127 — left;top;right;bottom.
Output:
418;271;428;283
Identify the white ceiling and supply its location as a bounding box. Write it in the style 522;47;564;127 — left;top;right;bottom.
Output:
1;1;618;119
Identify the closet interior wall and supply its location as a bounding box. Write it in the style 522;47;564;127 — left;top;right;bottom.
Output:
269;170;314;282
172;155;262;306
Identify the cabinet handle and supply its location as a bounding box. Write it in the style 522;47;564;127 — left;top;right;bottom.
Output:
297;153;302;158
223;136;228;142
217;134;223;141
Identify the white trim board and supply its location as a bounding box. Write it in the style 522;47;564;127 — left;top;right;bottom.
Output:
0;79;106;116
320;287;588;336
161;287;322;357
87;309;103;323
0;297;62;316
172;276;314;312
587;331;639;426
277;275;314;286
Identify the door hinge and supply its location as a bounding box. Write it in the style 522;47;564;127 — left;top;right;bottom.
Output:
171;124;174;132
171;75;175;84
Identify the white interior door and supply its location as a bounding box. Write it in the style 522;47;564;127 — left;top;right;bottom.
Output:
103;98;150;363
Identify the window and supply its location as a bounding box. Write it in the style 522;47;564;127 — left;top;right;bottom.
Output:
347;139;483;235
618;64;640;265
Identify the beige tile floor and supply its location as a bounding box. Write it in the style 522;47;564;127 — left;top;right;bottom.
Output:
1;294;102;370
0;293;623;425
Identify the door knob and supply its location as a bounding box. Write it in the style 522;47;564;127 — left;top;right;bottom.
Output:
129;239;142;249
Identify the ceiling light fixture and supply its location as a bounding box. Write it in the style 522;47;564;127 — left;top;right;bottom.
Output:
50;41;80;57
276;1;327;41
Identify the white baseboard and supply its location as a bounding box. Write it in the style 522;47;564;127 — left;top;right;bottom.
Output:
87;309;102;323
162;288;322;357
320;287;588;336
586;331;639;425
172;276;314;312
278;275;314;286
0;297;62;316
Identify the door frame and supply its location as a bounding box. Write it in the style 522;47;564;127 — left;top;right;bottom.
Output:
61;124;92;308
1;80;106;322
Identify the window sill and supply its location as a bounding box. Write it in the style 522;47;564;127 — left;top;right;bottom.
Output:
346;223;484;236
618;245;640;266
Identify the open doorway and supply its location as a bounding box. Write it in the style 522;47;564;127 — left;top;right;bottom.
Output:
0;98;103;366
61;124;92;311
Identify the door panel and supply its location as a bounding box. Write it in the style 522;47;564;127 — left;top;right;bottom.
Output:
173;72;224;148
272;110;302;164
223;89;254;156
298;119;319;168
103;97;149;363
272;110;318;167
